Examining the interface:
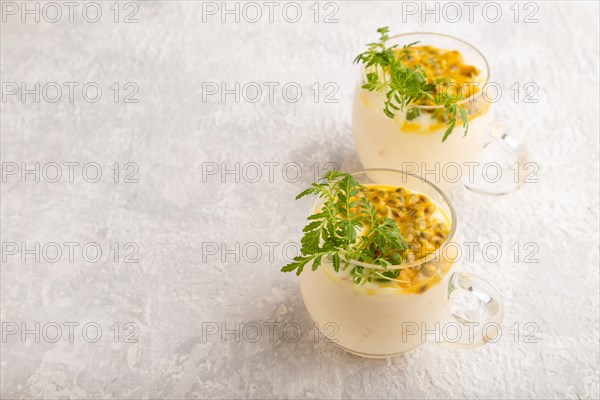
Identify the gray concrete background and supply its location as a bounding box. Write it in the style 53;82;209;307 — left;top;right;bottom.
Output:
1;1;599;398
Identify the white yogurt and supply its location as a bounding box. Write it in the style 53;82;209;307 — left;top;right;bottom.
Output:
352;85;493;193
299;194;458;357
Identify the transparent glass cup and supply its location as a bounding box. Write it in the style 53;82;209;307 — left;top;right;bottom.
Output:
352;32;528;195
299;169;504;358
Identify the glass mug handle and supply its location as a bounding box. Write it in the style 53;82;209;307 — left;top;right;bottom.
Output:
463;123;529;195
437;272;505;349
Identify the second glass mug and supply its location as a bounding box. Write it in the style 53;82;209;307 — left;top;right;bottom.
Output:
300;169;504;358
352;32;528;195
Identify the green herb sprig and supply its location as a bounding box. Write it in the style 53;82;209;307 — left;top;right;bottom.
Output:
353;27;470;142
281;171;408;284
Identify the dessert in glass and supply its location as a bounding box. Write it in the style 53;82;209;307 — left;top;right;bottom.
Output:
352;30;528;194
283;169;504;358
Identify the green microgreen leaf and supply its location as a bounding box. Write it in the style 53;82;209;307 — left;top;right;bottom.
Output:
282;170;409;285
354;26;471;141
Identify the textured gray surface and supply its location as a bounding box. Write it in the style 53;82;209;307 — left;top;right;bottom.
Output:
1;1;599;399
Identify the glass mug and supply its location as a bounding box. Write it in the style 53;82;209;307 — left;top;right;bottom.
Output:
352;32;528;195
299;169;504;358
